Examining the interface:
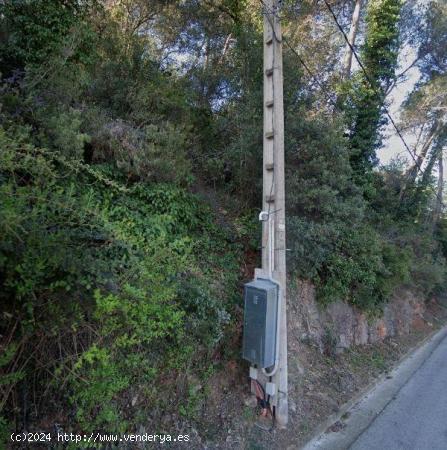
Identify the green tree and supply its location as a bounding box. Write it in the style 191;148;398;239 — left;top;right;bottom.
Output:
346;0;402;178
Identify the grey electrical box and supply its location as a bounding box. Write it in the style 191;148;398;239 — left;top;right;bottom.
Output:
242;279;278;368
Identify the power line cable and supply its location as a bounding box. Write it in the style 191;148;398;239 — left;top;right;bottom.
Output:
322;0;445;207
260;0;444;208
259;0;341;112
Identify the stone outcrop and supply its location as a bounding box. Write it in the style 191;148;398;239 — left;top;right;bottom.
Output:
289;279;426;354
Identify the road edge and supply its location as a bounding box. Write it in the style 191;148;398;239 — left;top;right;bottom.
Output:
300;324;447;450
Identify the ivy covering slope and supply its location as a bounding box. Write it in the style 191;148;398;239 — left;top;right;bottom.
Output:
0;126;241;435
0;1;243;440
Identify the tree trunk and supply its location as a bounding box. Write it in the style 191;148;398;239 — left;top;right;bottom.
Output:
343;0;362;78
432;147;444;225
400;122;440;201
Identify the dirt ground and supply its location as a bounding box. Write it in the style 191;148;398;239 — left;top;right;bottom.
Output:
184;297;447;450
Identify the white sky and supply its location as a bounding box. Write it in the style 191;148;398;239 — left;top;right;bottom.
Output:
378;48;421;165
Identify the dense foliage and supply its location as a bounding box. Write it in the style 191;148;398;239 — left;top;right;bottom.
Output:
346;0;402;177
0;1;242;440
0;0;446;442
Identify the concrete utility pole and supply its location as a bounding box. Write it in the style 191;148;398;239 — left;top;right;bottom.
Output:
257;0;288;427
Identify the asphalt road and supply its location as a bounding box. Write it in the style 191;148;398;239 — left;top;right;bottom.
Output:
351;333;447;450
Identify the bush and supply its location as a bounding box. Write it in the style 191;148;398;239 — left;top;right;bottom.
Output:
92;120;192;185
0;123;240;434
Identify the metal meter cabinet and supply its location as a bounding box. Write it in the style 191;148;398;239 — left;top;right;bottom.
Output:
242;279;278;368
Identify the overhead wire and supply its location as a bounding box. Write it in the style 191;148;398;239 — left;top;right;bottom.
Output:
322;0;445;208
259;0;341;112
259;0;444;208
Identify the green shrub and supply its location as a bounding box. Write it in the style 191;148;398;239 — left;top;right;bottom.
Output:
92;121;192;185
0;121;240;433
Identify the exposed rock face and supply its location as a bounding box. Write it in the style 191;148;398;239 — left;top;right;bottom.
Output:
326;301;355;352
354;313;368;345
288;280;426;354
